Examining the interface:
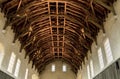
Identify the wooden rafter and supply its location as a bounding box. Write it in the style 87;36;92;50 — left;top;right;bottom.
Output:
0;0;116;74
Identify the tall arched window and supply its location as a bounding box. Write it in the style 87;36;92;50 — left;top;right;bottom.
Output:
104;38;113;64
0;43;5;68
25;68;28;79
62;64;67;72
7;52;16;73
98;48;104;69
87;65;90;79
14;59;21;77
51;64;55;72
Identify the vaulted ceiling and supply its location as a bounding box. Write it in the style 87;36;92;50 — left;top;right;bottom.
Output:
0;0;116;74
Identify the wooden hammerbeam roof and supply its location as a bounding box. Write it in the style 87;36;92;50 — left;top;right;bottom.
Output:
0;0;116;74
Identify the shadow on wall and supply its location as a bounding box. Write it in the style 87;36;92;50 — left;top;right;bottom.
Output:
0;42;4;68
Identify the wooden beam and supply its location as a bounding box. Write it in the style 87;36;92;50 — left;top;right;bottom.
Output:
94;0;113;11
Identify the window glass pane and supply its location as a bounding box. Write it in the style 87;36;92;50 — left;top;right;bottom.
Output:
87;65;90;79
90;60;94;77
51;64;55;72
104;38;113;63
98;48;104;69
25;68;28;79
14;59;21;77
62;65;67;72
7;52;16;73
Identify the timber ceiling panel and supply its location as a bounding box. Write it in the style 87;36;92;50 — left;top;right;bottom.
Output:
0;0;116;74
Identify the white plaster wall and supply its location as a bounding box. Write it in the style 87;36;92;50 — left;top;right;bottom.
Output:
40;61;76;79
0;12;39;79
77;0;120;79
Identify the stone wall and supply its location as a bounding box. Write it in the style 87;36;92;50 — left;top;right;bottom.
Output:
77;0;120;79
0;12;39;79
39;61;76;79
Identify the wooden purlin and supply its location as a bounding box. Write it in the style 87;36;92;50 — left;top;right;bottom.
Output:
0;0;116;74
